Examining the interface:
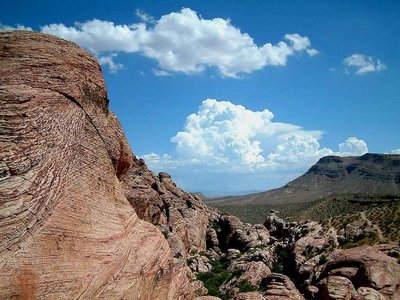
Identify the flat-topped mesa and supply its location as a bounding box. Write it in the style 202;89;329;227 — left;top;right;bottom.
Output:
309;153;400;175
0;30;197;299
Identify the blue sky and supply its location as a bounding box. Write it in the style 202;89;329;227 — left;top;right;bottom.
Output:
2;1;400;195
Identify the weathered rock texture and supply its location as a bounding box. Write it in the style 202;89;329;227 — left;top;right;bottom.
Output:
121;168;208;259
320;246;400;299
0;30;196;299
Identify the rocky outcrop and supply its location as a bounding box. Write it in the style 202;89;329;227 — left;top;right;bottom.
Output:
262;213;400;300
0;30;196;299
121;160;209;259
188;209;398;299
216;214;270;251
320;246;400;299
188;210;304;299
263;273;305;300
318;276;358;300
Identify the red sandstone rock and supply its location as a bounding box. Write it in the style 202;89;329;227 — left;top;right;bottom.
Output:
321;246;400;299
234;291;264;299
121;164;209;259
262;273;305;300
357;287;386;300
0;30;195;299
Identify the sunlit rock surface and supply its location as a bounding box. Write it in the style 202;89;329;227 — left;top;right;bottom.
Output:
0;30;195;299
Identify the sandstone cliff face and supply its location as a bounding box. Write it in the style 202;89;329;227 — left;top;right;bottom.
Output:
0;31;197;299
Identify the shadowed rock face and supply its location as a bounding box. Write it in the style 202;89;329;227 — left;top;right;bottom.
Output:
0;31;196;299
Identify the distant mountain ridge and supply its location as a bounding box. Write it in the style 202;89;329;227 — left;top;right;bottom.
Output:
207;153;400;206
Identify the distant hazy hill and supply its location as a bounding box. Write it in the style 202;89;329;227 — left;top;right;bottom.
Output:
207;153;400;207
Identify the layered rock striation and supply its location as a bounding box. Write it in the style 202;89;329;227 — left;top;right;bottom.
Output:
0;30;202;299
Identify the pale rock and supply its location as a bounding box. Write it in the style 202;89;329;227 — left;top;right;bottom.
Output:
357;287;386;300
319;276;358;300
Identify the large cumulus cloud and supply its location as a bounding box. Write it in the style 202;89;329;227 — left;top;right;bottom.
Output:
38;8;317;77
142;99;369;193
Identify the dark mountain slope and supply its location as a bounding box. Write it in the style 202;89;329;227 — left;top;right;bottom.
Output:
207;153;400;207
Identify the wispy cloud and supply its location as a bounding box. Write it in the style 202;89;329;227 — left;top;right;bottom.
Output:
343;53;386;75
390;149;400;154
135;9;156;24
153;69;172;77
0;23;32;31
98;53;124;73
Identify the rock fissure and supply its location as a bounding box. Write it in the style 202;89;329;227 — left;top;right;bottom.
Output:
49;88;116;167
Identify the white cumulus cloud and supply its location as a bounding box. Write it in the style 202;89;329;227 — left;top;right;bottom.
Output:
142;99;369;194
144;99;368;173
39;8;317;77
338;137;369;156
343;53;386;75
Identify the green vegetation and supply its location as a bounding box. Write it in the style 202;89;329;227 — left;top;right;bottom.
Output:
196;258;231;298
318;254;328;265
271;246;288;274
271;261;284;273
340;232;379;249
237;280;257;292
210;221;221;231
212;194;399;224
161;230;169;239
211;194;400;245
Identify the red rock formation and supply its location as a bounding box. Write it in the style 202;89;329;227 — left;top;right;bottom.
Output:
121;167;209;258
0;31;195;299
320;246;400;299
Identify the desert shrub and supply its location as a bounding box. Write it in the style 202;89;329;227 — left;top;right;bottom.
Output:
318;254;328;265
237;280;257;292
209;258;230;273
196;258;231;298
210;221;221;231
197;271;229;296
271;261;284;273
162;230;169;239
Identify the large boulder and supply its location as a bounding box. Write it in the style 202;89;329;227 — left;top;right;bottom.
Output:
320;246;400;299
262;273;305;300
0;30;195;299
318;276;358;300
